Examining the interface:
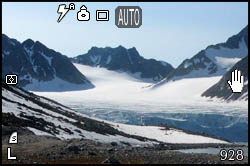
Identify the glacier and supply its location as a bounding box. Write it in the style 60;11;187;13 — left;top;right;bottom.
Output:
33;64;248;142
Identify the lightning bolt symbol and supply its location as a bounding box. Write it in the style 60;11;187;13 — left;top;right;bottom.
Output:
57;4;70;23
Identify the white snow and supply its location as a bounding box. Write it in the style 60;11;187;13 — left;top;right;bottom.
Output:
106;55;112;64
27;127;54;137
2;88;78;123
127;52;133;64
9;40;16;46
111;124;228;144
33;64;248;116
149;76;223;103
165;37;248;82
24;47;34;57
39;51;53;66
22;63;247;144
24;47;35;65
193;58;200;64
23;76;93;92
183;61;193;69
33;66;38;73
215;57;241;70
160;61;169;66
33;64;153;102
205;37;248;71
2;87;157;145
239;92;248;101
3;50;10;55
90;55;101;65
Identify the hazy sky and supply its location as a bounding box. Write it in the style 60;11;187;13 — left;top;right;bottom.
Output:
2;2;248;67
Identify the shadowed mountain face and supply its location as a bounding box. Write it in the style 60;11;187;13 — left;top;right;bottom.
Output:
2;34;94;91
161;25;248;82
202;56;248;101
71;46;174;82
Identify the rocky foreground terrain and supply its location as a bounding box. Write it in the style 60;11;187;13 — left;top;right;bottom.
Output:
2;130;248;164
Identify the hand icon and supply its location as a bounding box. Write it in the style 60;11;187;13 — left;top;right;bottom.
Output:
228;69;244;93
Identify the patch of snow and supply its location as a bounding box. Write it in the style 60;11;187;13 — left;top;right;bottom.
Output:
106;55;112;64
39;51;53;66
151;76;222;102
205;37;248;70
163;117;187;122
2;89;156;145
160;61;168;66
23;76;93;92
172;68;222;81
90;55;101;65
19;73;32;83
239;92;248;101
215;57;242;71
33;66;38;73
24;47;34;65
34;64;248;114
127;52;133;64
193;58;200;64
24;47;34;57
244;80;248;85
27;127;54;136
184;61;193;69
9;40;16;46
3;50;10;55
2;90;78;123
111;123;229;144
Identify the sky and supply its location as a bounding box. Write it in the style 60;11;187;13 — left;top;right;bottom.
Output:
2;2;248;67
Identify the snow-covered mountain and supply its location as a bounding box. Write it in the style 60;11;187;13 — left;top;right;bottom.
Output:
2;81;229;144
71;46;174;82
32;63;248;142
2;34;94;91
153;25;248;86
202;56;248;101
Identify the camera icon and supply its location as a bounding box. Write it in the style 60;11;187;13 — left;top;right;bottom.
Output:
5;74;18;85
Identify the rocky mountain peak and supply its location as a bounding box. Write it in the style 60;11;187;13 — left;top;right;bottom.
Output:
22;39;35;48
156;25;248;84
72;46;174;82
2;34;94;91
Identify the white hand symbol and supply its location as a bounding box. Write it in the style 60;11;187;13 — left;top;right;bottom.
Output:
228;69;244;93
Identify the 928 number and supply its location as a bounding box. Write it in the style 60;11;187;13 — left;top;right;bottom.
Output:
220;149;244;161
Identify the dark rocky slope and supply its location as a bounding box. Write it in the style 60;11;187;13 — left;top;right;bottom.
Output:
71;46;174;82
202;56;248;101
2;34;94;91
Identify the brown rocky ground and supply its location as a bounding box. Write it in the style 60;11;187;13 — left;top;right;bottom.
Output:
2;134;248;164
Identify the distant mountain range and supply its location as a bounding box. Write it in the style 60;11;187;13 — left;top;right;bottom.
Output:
152;26;248;96
2;25;248;101
71;46;174;82
155;25;248;84
2;34;94;91
202;56;248;101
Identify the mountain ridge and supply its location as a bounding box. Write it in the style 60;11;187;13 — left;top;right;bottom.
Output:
2;34;94;91
71;45;174;82
151;25;248;89
202;55;248;101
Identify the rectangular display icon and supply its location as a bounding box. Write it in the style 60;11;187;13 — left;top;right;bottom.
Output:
96;10;109;21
